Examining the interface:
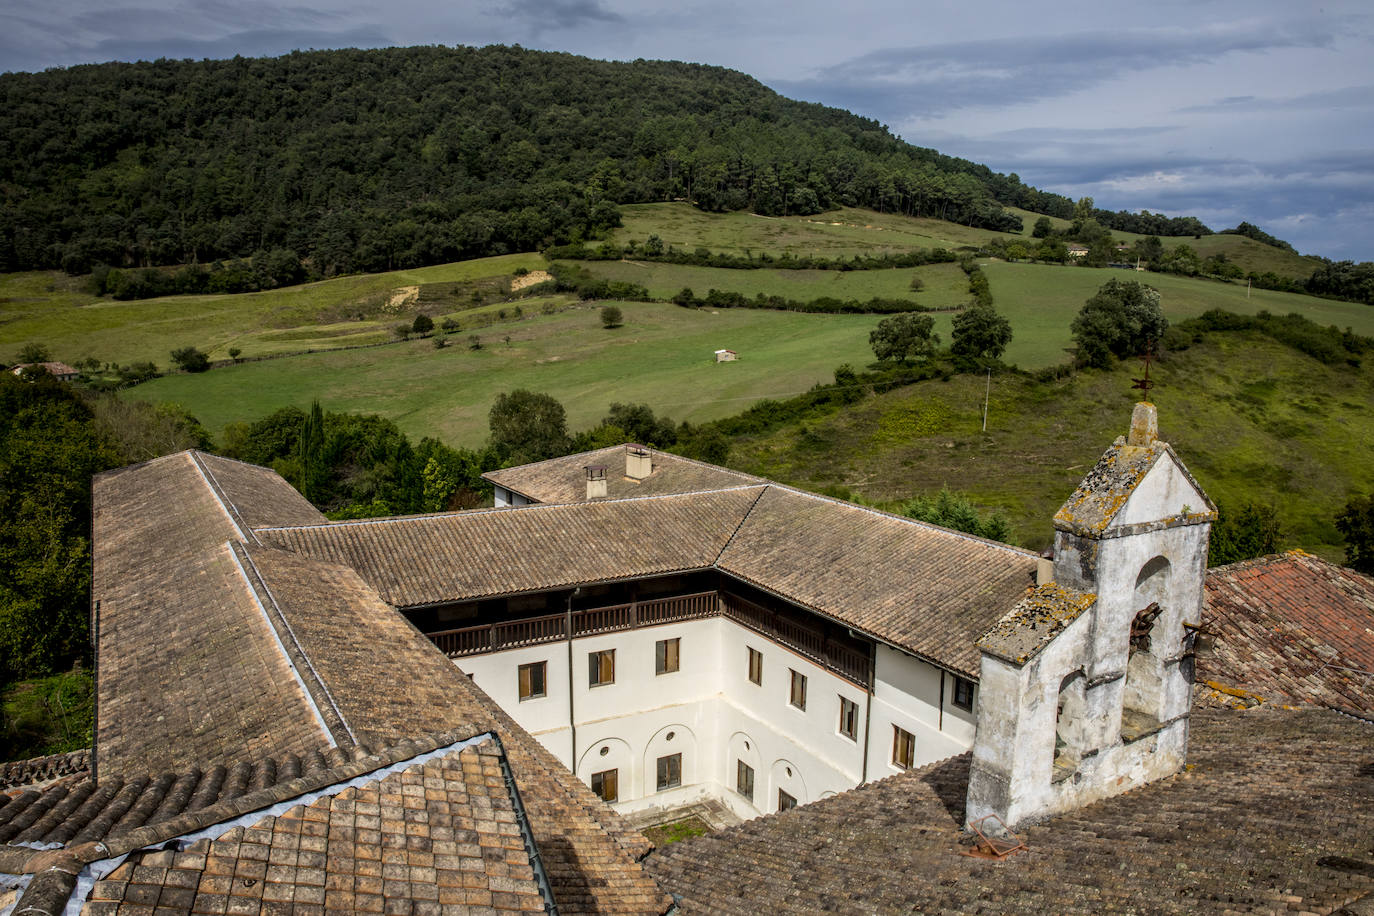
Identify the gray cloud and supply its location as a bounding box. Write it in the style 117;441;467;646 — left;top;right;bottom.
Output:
1176;84;1374;114
495;0;622;32
97;28;391;62
772;20;1341;120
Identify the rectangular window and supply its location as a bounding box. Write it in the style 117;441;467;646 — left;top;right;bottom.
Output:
777;789;797;812
952;676;975;711
747;647;763;686
518;661;546;701
591;769;618;804
656;753;682;791
789;669;807;710
893;725;915;770
589;649;615;687
735;760;754;801
838;696;859;740
655;637;680;675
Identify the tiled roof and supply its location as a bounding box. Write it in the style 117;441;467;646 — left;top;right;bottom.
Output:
192;451;328;532
484;444;766;503
1200;551;1374;713
716;487;1039;678
0;750;89;791
0;741;379;856
257;487;765;607
92;454;331;778
84;738;549;915
976;583;1097;666
260;479;1040;678
1053;438;1215;536
88;450;671;915
646;705;1374;915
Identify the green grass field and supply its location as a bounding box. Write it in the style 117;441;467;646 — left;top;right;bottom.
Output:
0;254;544;366
612;203;1021;257
128;300;886;446
569;260;971;310
727;332;1373;560
985;261;1374;369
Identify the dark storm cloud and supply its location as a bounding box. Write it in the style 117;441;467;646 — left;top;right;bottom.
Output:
771;20;1341;120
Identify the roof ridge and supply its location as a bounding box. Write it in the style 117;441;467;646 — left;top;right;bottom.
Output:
188;450;255;545
228;542;353;748
8;731;497;915
257;482;770;533
712;484;772;566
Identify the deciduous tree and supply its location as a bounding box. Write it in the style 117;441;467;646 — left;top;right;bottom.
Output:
1070;279;1167;369
951;304;1013;360
869;313;938;365
489;390;569;464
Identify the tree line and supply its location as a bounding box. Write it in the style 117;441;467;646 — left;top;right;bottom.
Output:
3;44;1077;276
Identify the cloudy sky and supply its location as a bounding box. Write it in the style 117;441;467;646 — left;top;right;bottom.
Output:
4;0;1372;260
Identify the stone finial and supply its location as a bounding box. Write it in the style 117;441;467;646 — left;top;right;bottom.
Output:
1127;402;1157;447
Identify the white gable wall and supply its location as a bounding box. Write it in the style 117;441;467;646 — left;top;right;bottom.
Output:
1115;453;1208;528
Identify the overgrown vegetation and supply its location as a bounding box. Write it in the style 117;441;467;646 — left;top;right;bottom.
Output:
2;668;93;760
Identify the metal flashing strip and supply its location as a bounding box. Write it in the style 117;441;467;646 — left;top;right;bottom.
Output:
227;544;337;748
188;452;253;545
0;873;32;916
488;733;559;916
27;735;497;916
238;544;358;747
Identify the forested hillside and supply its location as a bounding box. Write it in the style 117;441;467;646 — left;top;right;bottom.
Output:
5;45;1084;276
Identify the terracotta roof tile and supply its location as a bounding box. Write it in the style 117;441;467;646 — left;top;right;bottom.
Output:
92;454;330;778
716;487;1039;678
87;740;549;916
647;706;1374;914
257;487;764;607
484;444;765;503
1201;551;1374;713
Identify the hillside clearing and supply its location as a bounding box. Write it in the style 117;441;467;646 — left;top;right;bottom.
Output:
126;300;886;446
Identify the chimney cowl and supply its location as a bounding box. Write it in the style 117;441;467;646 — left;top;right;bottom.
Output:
584;464;608;499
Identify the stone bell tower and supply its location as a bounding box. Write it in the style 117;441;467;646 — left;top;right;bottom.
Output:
965;402;1215;828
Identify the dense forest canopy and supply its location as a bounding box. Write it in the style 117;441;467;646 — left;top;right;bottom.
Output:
0;44;1172;277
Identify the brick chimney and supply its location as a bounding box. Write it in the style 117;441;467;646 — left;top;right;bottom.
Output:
625;445;652;481
585;465;607;499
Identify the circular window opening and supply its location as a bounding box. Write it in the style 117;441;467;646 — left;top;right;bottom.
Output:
599;746;609;757
666;731;676;742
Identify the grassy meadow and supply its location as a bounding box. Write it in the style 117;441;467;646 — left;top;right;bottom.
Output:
611;203;1023;257
569;260;972;310
984;261;1374;368
0;253;545;366
127;300;886;446
727;332;1374;560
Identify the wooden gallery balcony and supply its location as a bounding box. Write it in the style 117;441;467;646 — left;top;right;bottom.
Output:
426;590;872;688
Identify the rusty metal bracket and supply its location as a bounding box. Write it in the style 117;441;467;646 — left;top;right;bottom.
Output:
961;814;1027;860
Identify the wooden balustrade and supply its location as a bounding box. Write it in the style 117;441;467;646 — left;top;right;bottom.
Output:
426;588;870;687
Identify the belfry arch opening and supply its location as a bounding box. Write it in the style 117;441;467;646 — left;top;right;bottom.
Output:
1052;670;1087;782
1122;556;1170;740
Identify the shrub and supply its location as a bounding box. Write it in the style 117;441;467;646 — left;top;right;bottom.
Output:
170;347;210;373
601;305;624;328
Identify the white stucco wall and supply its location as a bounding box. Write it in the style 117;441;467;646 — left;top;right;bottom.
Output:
454;615;973;816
